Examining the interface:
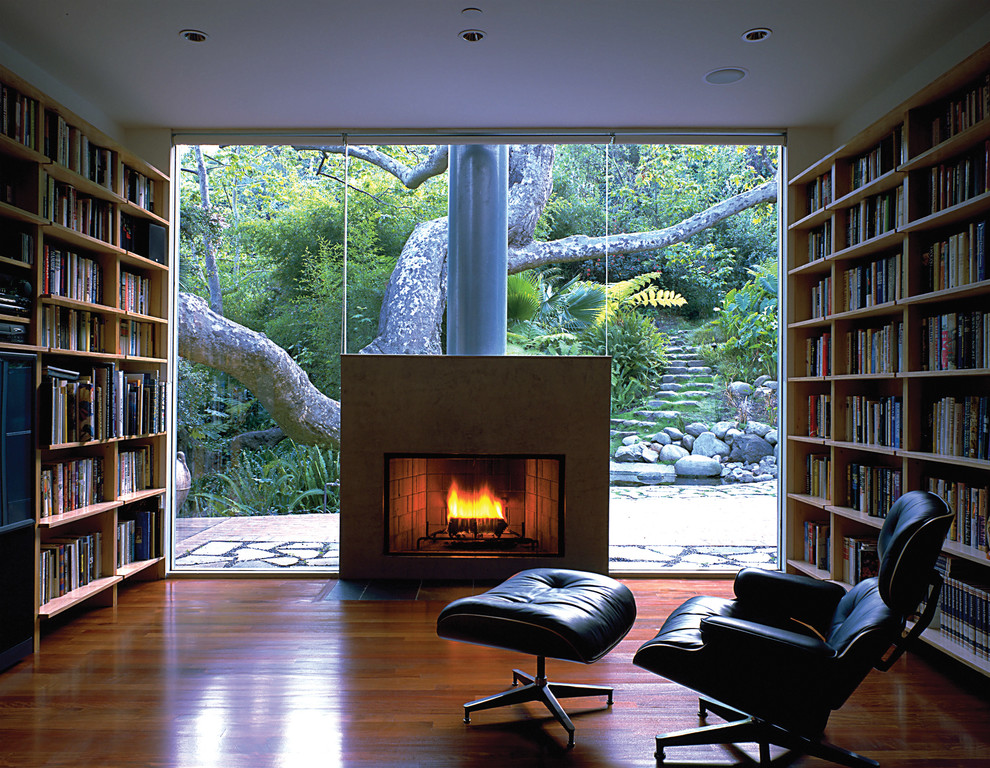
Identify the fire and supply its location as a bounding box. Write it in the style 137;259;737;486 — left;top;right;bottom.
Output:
447;480;505;520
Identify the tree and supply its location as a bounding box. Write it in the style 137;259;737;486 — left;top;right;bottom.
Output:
178;143;777;450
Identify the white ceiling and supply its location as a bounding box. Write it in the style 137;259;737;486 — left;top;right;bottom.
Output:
1;0;989;134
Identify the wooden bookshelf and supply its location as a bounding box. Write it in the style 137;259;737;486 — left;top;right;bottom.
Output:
1;62;170;659
785;44;990;676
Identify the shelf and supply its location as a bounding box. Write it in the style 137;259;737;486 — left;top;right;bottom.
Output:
829;229;904;263
0;312;28;324
918;628;990;675
118;557;163;580
828;300;899;322
941;539;990;566
38;575;122;619
825;504;886;530
788;146;843;186
117;487;166;504
0;200;46;226
900;118;990;173
0;254;33;270
787;256;833;277
41;295;124;316
0;132;48;164
120;199;168;228
38;500;122;528
825;440;899;456
786;558;831;581
829;168;904;210
899;280;990;307
787;206;832;231
898;450;990;470
899;368;989;378
43;222;123;255
900;190;990;233
41;160;123;206
786;492;830;509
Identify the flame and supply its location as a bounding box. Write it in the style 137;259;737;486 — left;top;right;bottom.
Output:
447;480;505;520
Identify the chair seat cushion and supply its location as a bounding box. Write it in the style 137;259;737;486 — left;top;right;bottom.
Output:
437;568;637;663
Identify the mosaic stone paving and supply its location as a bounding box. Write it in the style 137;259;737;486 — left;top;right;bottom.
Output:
174;481;778;571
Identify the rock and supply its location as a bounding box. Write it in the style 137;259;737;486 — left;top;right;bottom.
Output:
684;421;708;437
725;427;744;443
744;420;773;437
692;431;730;458
765;380;779;391
754;374;771;387
650;431;672;446
674;454;722;477
662;426;685;441
615;444;658;463
622;434;640;446
609;461;677;486
681;434;695;452
658;444;690;462
728;381;753;398
765;429;778;446
712;420;735;439
729;434;775;464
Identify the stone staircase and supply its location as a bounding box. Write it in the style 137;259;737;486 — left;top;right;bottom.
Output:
611;330;716;437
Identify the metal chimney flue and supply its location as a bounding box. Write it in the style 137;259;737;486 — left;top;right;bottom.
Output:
447;144;509;355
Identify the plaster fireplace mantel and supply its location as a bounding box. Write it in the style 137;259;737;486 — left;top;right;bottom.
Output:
339;354;611;580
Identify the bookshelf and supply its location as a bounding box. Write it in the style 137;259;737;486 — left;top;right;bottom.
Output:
0;63;169;663
785;44;990;676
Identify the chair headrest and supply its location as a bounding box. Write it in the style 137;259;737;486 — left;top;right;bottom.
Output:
878;491;952;613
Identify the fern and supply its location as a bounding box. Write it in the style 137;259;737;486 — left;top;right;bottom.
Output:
607;271;687;313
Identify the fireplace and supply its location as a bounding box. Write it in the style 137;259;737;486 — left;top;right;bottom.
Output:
339;354;610;580
386;454;562;556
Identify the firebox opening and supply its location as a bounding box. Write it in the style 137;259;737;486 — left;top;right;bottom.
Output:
385;454;563;557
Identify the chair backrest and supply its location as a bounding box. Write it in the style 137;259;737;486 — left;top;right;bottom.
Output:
876;490;953;614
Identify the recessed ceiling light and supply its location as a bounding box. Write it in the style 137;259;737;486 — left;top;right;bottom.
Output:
705;67;748;85
742;27;772;42
461;7;484;18
460;29;486;42
179;29;209;43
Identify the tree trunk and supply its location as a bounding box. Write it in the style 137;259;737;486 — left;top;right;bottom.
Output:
195;146;224;315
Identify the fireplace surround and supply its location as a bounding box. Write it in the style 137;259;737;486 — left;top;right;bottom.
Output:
339;354;610;579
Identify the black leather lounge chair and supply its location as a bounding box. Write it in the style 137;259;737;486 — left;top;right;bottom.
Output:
632;490;953;767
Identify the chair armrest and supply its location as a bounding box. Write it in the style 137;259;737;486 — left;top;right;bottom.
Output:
733;568;847;635
700;614;836;661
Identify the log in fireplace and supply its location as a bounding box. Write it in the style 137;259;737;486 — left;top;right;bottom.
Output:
339;354;610;580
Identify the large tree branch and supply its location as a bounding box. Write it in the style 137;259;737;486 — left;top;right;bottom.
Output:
507;179;778;272
178;292;341;449
294;144;449;189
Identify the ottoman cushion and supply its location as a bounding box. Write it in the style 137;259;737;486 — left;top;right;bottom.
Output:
437;568;636;663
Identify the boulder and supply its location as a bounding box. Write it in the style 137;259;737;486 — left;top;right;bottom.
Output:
674;454;722;477
650;431;672;446
681;434;695;452
615;444;658;463
712;420;735;439
684;421;709;437
609;461;677;486
728;381;753;398
658;444;690;462
765;428;778;446
729;434;775;464
744;420;773;438
622;434;640;446
662;426;685;441
692;431;730;458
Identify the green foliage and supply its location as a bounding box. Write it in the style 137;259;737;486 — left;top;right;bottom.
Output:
581;309;668;412
187;442;340;517
607;271;686;312
704;259;779;382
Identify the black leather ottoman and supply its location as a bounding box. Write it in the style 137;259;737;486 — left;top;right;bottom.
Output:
437;568;637;747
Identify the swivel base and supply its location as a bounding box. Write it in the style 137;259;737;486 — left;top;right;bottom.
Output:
462;656;613;749
654;698;878;768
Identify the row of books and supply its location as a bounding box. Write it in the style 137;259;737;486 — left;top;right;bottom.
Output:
920;310;988;371
842;535;879;585
43;110;114;190
119;445;155;496
40;457;104;517
844;394;902;448
810;275;831;318
118;506;159;565
42;244;104;304
844;187;901;249
39;532;103;607
846;462;902;518
929;72;990;145
807;393;831;439
921;218;987;293
805;331;831;376
804;520;829;570
926;141;990;215
846;321;902;375
927;477;990;555
934;555;990;661
807;222;831;262
0;82;40;150
41;174;114;243
123;166;155;213
119;319;156;357
40;304;106;352
842;251;900;311
806;453;830;498
0;225;33;264
43;365;167;444
806;171;833;215
850;125;904;190
120;270;152;315
929;395;989;461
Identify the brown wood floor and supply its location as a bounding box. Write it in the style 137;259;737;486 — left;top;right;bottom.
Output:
1;578;988;767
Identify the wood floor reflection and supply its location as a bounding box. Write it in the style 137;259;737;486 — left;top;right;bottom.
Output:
0;578;988;767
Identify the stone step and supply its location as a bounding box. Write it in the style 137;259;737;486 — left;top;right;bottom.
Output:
648;390;713;402
631;410;682;421
664;365;713;376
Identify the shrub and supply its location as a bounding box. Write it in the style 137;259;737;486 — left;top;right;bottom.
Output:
706;260;778;382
